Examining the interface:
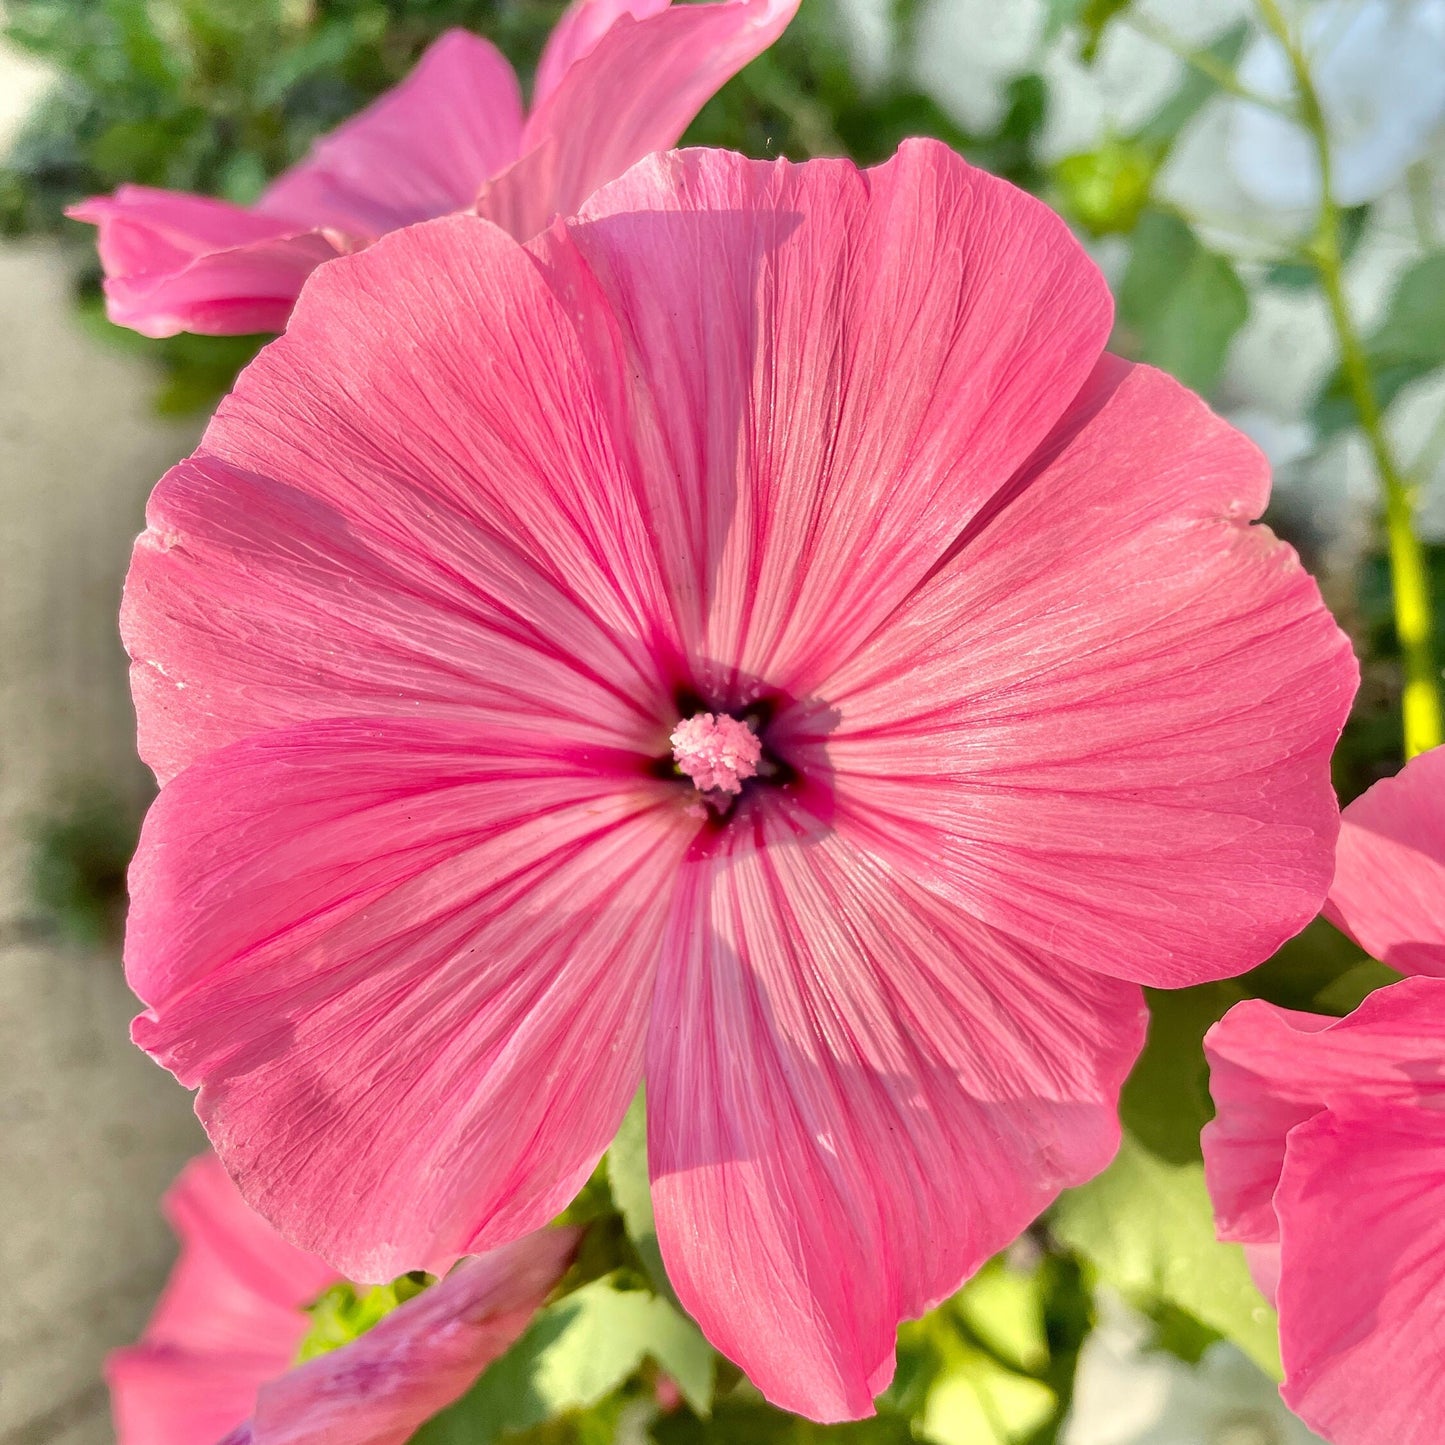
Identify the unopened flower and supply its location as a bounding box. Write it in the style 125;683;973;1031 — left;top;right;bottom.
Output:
123;140;1355;1420
67;0;798;337
108;1153;573;1445
1229;0;1445;211
1204;746;1445;1445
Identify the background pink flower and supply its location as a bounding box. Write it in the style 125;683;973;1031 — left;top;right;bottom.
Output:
67;0;799;336
108;1153;574;1445
122;140;1356;1420
1203;746;1445;1445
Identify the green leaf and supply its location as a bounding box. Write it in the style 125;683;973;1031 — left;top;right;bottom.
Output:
1042;0;1133;57
953;1258;1050;1378
1311;249;1445;439
606;1092;679;1309
1051;1136;1282;1378
1131;22;1248;153
1119;982;1247;1164
1079;0;1132;60
654;1401;915;1444
1117;209;1249;394
1364;250;1445;367
919;1343;1055;1445
414;1277;713;1445
1042;0;1083;44
1243;916;1392;1015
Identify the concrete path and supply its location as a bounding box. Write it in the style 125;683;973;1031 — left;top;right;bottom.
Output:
1;46;205;1427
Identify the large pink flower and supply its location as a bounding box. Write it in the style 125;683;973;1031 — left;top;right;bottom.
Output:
108;1153;574;1445
67;0;798;337
1203;746;1445;1445
122;140;1356;1420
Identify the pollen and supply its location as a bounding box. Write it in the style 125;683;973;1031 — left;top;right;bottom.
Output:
670;712;763;796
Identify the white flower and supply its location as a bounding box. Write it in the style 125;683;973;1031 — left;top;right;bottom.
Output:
1229;0;1445;211
1062;1297;1324;1445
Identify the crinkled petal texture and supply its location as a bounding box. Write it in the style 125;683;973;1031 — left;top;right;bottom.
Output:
107;1153;339;1445
649;810;1146;1418
804;355;1356;989
65;187;348;338
233;1228;577;1445
1325;744;1445;976
257;29;523;237
125;141;1355;1421
1204;978;1445;1445
483;0;801;238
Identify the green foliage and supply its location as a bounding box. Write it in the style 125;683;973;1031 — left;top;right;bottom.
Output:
296;1273;431;1362
1042;0;1131;60
414;1275;714;1444
606;1092;683;1311
1;1;559;234
1052;1137;1281;1380
1312;250;1445;440
26;785;140;945
1116;208;1249;394
1053;138;1155;237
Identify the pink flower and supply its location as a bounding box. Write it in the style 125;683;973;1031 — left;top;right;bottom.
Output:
108;1153;574;1445
67;0;798;337
1203;746;1445;1445
122;140;1356;1420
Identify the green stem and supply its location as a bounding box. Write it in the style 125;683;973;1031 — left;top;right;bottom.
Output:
1122;13;1291;113
1257;0;1443;757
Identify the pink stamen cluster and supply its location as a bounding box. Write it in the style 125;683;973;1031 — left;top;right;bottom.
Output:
669;712;763;796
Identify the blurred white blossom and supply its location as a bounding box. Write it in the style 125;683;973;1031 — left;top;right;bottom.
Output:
1063;1298;1325;1445
1229;0;1445;211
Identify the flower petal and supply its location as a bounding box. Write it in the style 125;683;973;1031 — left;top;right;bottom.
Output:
128;720;692;1279
646;808;1145;1421
487;1;801;238
240;1230;577;1445
1275;1098;1445;1444
126;212;676;783
532;0;672;106
806;360;1356;989
260;30;524;236
147;1153;339;1351
67;187;343;337
107;1154;337;1445
1324;745;1445;977
109;1348;280;1445
538;140;1112;695
1202;978;1445;1246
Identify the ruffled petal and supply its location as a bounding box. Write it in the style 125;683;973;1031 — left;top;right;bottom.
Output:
1275;1099;1445;1444
1202;1002;1336;1247
107;1154;337;1445
260;30;524;236
1325;745;1445;977
486;0;801;238
1203;978;1445;1245
67;187;344;337
240;1230;576;1445
127;721;693;1279
537;140;1111;696
645;807;1145;1421
806;359;1356;989
125;212;677;783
